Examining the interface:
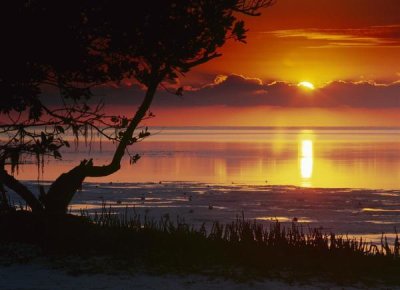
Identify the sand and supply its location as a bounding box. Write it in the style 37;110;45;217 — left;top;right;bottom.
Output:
3;182;400;289
0;262;386;290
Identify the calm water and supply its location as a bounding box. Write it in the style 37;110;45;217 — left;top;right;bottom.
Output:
13;127;400;189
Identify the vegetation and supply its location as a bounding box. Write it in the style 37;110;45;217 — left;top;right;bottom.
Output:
1;206;400;285
0;0;274;214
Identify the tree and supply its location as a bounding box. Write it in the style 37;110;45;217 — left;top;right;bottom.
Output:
0;0;274;214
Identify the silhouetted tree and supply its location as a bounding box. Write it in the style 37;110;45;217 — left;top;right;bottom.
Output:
0;0;274;214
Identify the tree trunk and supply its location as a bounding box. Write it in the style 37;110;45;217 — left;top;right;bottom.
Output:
40;159;89;214
0;169;44;212
42;80;159;214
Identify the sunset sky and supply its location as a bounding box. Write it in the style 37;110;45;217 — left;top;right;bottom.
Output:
100;0;400;127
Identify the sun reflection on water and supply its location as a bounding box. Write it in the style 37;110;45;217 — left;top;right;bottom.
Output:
300;139;313;186
8;128;400;189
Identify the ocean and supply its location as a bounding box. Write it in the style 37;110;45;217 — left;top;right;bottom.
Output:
7;127;400;241
13;126;400;189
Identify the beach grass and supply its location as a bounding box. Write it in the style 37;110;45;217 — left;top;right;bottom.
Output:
1;204;400;285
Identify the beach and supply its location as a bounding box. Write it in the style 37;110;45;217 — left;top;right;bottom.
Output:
0;260;393;290
6;181;398;244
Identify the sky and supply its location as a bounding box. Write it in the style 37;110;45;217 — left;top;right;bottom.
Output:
102;0;400;127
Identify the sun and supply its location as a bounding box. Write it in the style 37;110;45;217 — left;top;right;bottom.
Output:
298;81;315;90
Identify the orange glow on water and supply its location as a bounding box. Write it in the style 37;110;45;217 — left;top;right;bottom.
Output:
9;128;400;189
139;107;400;127
300;139;313;184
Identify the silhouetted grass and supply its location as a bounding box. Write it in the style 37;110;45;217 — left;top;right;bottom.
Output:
1;205;400;284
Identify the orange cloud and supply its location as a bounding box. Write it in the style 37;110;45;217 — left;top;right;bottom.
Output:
267;25;400;48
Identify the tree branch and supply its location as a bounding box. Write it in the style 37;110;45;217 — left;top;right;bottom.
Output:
84;78;160;177
41;76;161;213
0;169;43;212
234;0;275;16
182;53;222;71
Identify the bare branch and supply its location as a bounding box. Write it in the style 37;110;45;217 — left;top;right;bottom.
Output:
234;0;276;16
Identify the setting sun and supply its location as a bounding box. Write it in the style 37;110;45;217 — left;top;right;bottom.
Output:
298;81;315;90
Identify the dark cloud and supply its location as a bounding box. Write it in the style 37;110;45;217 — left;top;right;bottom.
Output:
320;81;400;108
64;74;400;109
151;74;400;108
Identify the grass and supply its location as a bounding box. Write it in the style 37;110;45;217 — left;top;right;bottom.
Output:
1;204;400;285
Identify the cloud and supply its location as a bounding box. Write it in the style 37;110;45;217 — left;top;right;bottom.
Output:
151;74;400;108
319;80;400;108
153;74;269;107
69;74;400;109
268;25;400;48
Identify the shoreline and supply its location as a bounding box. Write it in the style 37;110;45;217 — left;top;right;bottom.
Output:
6;181;400;244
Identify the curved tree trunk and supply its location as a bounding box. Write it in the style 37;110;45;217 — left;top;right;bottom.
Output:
40;159;89;214
41;80;159;214
0;169;44;212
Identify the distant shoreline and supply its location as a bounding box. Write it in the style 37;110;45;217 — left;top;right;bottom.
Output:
148;125;400;130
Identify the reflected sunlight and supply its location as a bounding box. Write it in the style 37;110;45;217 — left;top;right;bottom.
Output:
300;140;313;184
10;129;400;189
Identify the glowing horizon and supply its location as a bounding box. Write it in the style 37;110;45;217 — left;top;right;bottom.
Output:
86;0;400;127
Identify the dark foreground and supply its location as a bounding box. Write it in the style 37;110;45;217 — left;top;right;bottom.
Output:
1;208;400;287
0;262;387;290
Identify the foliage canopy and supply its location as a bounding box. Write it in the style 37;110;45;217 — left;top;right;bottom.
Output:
0;0;273;213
